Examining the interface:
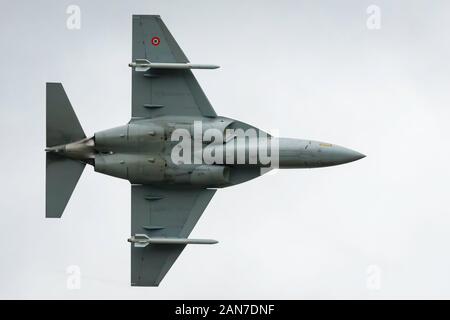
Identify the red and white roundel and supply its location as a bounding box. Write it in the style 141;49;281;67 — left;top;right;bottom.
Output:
151;36;161;46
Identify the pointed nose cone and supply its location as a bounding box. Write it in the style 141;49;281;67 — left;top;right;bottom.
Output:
328;145;365;165
277;138;365;168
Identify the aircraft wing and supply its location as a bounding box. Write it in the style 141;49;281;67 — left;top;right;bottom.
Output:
130;185;216;286
131;15;217;118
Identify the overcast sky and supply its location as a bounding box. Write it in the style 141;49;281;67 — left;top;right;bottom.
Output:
1;0;450;299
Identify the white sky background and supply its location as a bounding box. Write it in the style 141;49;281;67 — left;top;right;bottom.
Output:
0;0;450;299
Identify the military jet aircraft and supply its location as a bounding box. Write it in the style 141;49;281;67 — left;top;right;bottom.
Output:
45;15;365;286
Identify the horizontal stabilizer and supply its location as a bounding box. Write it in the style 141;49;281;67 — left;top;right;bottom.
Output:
46;154;85;218
46;83;85;147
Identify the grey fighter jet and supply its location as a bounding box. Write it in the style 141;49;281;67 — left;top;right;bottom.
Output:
45;15;365;286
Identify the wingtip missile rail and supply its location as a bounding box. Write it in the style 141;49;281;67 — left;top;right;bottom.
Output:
128;234;218;247
129;59;220;72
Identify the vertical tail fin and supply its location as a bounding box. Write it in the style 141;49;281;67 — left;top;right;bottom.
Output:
45;83;86;218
